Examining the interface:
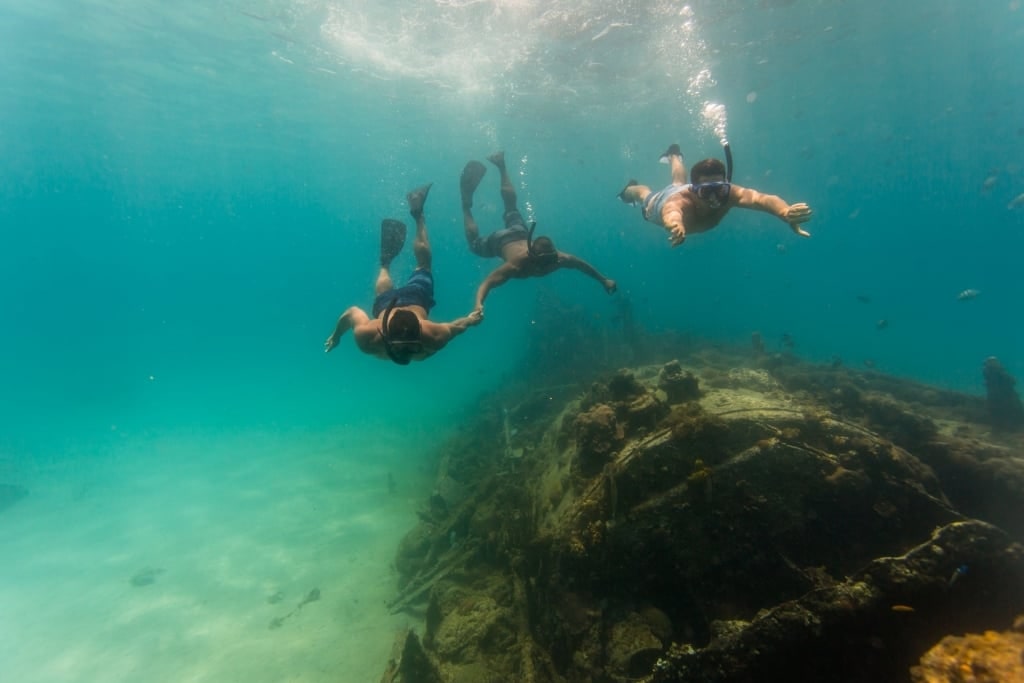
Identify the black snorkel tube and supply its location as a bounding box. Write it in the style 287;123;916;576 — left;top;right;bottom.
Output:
723;142;734;182
525;221;539;254
380;297;412;365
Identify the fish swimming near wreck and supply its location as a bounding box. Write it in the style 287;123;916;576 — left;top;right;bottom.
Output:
957;289;980;301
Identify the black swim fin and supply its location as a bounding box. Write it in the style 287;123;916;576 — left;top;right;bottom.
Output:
658;143;682;164
617;179;639;206
486;150;506;168
406;183;432;218
380;219;407;266
460;161;487;207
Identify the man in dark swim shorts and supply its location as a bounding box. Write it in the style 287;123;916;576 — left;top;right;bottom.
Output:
324;184;482;365
459;151;617;315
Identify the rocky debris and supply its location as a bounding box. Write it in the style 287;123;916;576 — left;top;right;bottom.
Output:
983;356;1024;432
658;360;701;404
381;629;443;683
383;352;1024;682
573;403;624;477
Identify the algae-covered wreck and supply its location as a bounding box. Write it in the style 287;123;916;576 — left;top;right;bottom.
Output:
381;342;1024;683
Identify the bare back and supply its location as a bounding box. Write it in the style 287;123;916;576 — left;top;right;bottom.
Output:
498;240;533;264
353;305;453;362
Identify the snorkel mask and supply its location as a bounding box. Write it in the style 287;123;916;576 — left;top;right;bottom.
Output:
525;222;558;265
693;143;734;209
380;298;423;365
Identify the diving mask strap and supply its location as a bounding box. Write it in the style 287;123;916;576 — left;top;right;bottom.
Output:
723;143;734;182
380;297;411;365
381;297;397;338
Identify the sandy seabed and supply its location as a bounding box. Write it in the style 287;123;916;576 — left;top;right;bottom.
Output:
0;426;427;683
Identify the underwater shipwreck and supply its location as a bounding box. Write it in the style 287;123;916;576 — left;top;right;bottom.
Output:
380;298;1024;683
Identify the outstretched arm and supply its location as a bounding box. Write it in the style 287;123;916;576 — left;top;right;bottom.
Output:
324;306;370;352
443;310;484;338
733;186;813;237
421;310;484;354
662;207;687;246
560;254;617;294
475;264;515;312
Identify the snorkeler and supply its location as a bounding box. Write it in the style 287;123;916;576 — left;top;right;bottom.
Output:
460;151;617;315
617;143;813;247
323;184;482;365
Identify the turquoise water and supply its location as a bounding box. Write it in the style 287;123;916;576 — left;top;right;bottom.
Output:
1;1;1022;680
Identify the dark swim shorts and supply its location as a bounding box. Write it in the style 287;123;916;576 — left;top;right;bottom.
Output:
469;210;529;258
372;269;436;317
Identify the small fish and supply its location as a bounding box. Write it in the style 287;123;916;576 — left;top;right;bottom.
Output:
298;588;321;608
981;175;998;191
856;294;871;304
863;359;876;369
957;289;980;301
781;333;795;350
891;604;915;613
1008;193;1024;209
130;567;165;587
947;564;969;588
875;319;888;330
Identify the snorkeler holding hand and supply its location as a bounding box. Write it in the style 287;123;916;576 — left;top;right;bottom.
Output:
618;143;813;247
460;151;617;315
323;184;481;365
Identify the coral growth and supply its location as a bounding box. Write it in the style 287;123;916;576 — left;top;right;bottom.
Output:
911;616;1024;683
